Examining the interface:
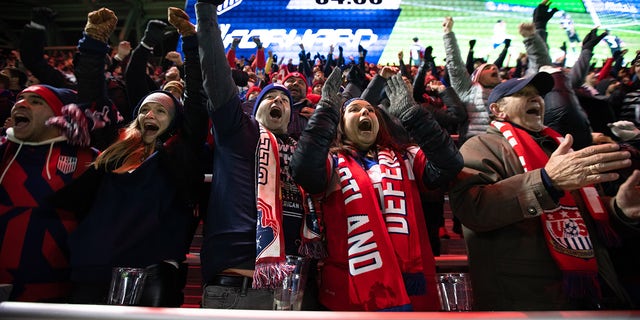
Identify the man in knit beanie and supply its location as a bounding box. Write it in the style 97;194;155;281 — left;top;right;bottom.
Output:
10;84;77;142
195;1;324;309
0;7;117;303
0;83;97;302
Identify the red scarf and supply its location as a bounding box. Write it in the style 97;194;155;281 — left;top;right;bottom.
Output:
253;126;324;288
334;149;433;310
254;126;287;288
492;121;618;300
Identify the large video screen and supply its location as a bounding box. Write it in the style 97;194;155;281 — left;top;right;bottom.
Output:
185;0;640;68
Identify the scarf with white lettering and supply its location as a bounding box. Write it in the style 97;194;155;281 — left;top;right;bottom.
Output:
254;126;324;288
335;148;430;310
493;121;619;301
254;125;287;288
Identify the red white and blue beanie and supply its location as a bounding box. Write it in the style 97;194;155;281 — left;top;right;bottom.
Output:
20;84;77;116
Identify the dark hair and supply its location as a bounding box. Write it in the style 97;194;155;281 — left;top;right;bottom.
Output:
331;104;406;156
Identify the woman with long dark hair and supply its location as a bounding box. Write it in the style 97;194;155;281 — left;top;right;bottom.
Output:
290;68;463;311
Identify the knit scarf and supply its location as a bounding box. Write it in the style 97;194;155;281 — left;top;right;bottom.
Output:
253;126;324;288
254;125;287;288
492;121;618;300
298;192;327;259
336;148;427;310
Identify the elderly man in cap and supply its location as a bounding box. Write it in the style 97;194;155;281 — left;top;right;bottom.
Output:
449;72;640;311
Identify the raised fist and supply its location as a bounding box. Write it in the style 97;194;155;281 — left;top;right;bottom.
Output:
84;7;118;43
168;7;195;37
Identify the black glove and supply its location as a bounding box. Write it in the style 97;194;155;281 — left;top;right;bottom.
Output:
632;52;640;66
612;48;624;61
358;44;368;58
582;28;607;51
347;65;366;90
560;41;567;52
141;20;167;49
197;0;225;5
252;36;262;49
230;37;240;50
503;38;511;48
469;39;476;50
533;2;558;30
424;46;433;60
31;7;57;27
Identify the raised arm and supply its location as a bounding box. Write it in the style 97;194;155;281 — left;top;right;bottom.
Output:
532;0;558;44
360;66;397;109
385;73;463;188
290;67;343;194
168;7;208;149
20;7;76;90
195;1;238;112
47;7;122;149
519;22;552;76
442;17;472;98
124;20;166;112
412;46;435;103
569;28;607;89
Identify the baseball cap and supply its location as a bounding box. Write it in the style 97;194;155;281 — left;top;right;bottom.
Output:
487;72;553;105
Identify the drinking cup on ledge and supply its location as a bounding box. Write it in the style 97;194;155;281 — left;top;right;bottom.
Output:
107;267;147;305
436;272;472;311
273;255;309;311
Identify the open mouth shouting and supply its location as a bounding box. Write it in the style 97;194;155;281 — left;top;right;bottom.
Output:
142;122;160;137
12;112;30;129
526;106;540;116
526;100;542;117
269;107;283;119
358;118;372;132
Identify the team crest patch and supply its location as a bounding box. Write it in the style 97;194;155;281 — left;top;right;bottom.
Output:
544;206;594;259
57;155;78;174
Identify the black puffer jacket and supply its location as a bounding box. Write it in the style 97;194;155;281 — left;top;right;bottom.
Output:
543;71;593;150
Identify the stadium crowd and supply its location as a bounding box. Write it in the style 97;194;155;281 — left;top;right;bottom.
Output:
0;0;639;312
